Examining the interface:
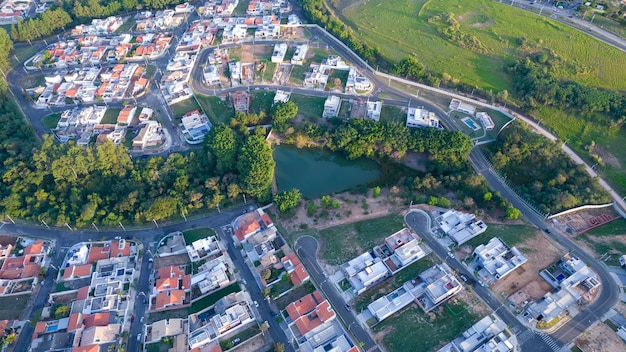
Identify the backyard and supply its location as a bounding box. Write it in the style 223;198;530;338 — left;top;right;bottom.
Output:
183;227;217;244
190;282;241;314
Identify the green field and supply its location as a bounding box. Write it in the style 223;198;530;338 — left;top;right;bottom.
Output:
183;227;216;244
379;105;406;123
462;223;539;250
101;108;121;124
196;94;235;125
249;91;275;115
42;113;61;130
331;0;626;92
190;283;241;313
171;98;202;119
318;214;405;265
575;218;626;266
290;94;325;120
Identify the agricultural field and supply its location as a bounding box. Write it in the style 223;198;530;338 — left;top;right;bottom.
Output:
330;0;626;92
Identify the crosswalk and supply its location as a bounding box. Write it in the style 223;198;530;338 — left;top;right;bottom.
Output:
517;329;561;352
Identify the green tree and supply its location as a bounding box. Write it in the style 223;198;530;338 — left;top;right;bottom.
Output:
372;186;381;198
307;202;318;216
204;124;238;173
273;189;302;213
261;269;271;280
272;101;298;131
237;135;275;198
272;342;285;352
320;195;332;208
505;206;521;220
391;56;425;80
55;304;70;318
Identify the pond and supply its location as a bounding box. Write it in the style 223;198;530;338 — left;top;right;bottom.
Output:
273;145;381;199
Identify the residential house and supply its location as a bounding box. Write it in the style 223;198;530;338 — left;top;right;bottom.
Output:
0;240;46;280
366;101;382;121
476;112;495;130
346;68;371;93
375;228;427;274
203;64;221;86
282;253;309;286
406;107;440;128
186;236;222;262
367;285;415;322
132;121;164;150
63;264;93;281
473;237;527;285
408;264;463;312
291;44;308;65
145;318;186;344
436;209;487;245
180;110;211;144
341;252;389;295
286;291;336;338
273;90;291;105
271;43;288;63
323;95;341;118
233;208;274;243
437;314;519;352
190;259;230;295
449;99;476;115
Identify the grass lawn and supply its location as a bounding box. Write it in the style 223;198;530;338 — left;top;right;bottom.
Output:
332;0;626;92
585;218;626;237
101;108;121;124
318;214;405;265
11;44;40;67
145;341;172;352
196;94;235;125
261;62;277;82
481;109;513;141
379;105;406;123
233;0;250;15
0;294;29;319
183;227;217;244
270;278;294;298
190;283;241;314
42;113;61;130
147;307;190;324
353;254;436;312
116;17;136;33
290;94;325;120
574;218;626;266
249;91;275;115
145;64;157;78
326;70;349;90
463;223;539;250
373;298;480;352
221;325;261;347
171;98;202;119
275;281;315;310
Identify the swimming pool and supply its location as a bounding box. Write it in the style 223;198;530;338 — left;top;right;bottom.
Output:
461;117;481;131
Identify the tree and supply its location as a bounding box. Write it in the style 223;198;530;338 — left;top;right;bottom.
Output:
273;188;302;213
320;195;333;208
505;206;521;220
272;101;298;130
237;135;275;198
55;305;70;318
261;269;271;280
391;56;425;80
204;124;238;173
372;186;381;198
272;342;285;352
306;202;318;216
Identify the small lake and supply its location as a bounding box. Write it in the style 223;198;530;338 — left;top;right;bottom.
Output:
273;145;381;199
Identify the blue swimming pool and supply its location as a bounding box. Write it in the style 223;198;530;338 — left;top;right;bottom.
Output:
462;117;480;131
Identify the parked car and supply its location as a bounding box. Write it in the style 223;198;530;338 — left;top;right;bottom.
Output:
254;301;259;307
242;279;247;285
137;334;141;342
232;338;241;344
345;303;351;311
140;317;144;324
459;274;468;283
447;251;455;259
131;315;135;323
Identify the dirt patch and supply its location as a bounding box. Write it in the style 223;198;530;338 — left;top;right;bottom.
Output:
576;233;626;259
575;322;626;352
492;233;564;309
551;206;620;236
592;145;621;168
399;152;429;172
279;188;404;234
0;235;17;246
457;290;489;317
52;291;78;304
232;333;270;352
154;253;189;269
241;45;272;63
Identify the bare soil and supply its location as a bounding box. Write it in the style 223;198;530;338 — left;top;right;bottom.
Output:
575;322;626;352
232;333;271;352
551;206;620;236
154;253;189;270
241;45;272;63
280;188;405;234
493;233;564;306
52;291;78;304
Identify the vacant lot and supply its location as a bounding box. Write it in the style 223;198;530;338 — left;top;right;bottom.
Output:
574;321;626;352
190;283;241;313
0;294;29;320
170;98;202;119
372;291;486;352
183;227;216;244
574;218;626;266
317;214;405;265
332;0;626;92
196;94;235;125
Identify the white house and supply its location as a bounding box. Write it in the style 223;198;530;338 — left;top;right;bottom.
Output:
476;112;495;130
473;237;527;285
341;252;389;295
271;43;288;63
406;107;439;128
436;209;487;245
366;101;382;121
449;99;476;115
322;95;341;118
291;44;308;65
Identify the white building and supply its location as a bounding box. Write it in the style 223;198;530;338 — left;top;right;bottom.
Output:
437;314;518;352
346;68;371;93
366;101;382;121
273;90;291;105
410;264;463;312
341;252;389;295
436;209;487;245
186;236;222;262
367;285;415;322
271;43;288;63
181;110;211;144
190;260;230;295
203;64;221;86
323;95;342;118
406;107;440;128
291;44;308;65
449;99;476;115
476;112;495;130
376;228;427;274
473;237;527;285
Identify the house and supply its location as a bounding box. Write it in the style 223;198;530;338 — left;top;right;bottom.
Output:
63;264;93;281
233;208;274;242
437;314;518;352
409;264;463;312
341;252;389;295
282;253;309;286
203;64;221;86
367;285;415;322
286;291;336;337
145;319;186;344
406;107;440;128
476;112;495;130
271;43;288;63
291;44;308;65
132;121;164;150
138;107;154;122
0;240;46;280
231;91;250;113
375;228;427;273
273;90;291;105
154;290;186;311
449;99;476;115
323;95;341;118
116;105;137;125
190;260;230;295
79;324;120;345
186;236;222;262
473;237;527;285
366;101;382;121
436;209;487;245
180;110;211;143
346;68;372;92
156;265;191;293
303;65;329;88
620;255;626;268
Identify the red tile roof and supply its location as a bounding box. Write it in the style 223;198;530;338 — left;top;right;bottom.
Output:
110;240;131;258
87;245;109;264
63;264;92;280
289;263;309;286
67;313;82;332
82;312;110;329
23;241;44;255
117;105;135;124
77;286;90;300
72;345;100;352
154;290;185;310
285;291;322;322
293;300;335;335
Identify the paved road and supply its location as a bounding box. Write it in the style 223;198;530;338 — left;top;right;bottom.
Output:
127;244;152;352
405;211;558;352
295;236;381;352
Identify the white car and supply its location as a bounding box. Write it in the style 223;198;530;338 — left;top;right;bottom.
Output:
254;301;259;307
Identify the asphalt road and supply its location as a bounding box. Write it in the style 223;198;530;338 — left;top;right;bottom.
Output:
405;211;558;352
126;244;152;352
295;236;381;352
